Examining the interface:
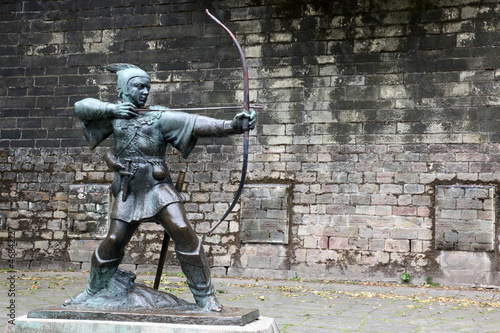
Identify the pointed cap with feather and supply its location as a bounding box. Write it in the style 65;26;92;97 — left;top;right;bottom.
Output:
104;63;150;98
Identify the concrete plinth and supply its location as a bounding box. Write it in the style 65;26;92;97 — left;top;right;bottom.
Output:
6;315;280;333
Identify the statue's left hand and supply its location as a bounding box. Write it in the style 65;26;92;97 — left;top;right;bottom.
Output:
231;109;256;132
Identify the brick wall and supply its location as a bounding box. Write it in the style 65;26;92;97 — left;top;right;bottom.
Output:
1;0;500;286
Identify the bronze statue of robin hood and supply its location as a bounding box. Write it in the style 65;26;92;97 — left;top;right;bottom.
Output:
65;63;256;312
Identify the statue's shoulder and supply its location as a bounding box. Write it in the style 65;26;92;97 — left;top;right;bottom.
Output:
75;97;104;106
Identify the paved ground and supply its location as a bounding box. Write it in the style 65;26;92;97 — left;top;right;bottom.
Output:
1;269;499;332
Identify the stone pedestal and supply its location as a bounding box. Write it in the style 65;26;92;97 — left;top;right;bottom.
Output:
6;315;280;333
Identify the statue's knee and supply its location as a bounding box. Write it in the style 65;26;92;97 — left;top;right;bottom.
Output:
175;224;196;239
100;233;125;256
108;233;121;246
171;227;199;253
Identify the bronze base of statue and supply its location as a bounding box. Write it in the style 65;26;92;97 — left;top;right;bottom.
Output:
28;269;259;326
28;306;259;326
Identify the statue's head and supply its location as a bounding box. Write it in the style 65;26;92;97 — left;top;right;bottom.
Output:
104;63;151;108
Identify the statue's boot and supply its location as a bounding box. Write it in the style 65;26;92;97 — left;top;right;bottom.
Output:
176;243;223;312
63;250;123;306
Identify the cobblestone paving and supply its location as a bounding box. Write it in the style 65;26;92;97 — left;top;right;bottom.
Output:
1;270;499;332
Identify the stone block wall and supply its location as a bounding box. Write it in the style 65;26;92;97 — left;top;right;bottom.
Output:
240;184;291;244
435;185;495;252
1;0;500;286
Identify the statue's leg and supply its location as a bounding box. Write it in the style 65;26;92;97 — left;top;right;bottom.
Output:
63;219;139;306
159;203;223;312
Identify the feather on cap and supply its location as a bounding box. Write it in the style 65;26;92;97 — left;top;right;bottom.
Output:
104;63;141;73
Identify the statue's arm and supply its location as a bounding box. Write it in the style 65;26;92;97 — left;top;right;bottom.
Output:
74;98;138;124
193;110;256;137
193;116;237;137
74;98;132;150
158;110;255;158
74;98;114;124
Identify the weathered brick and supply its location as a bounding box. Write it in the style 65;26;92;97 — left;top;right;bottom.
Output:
380;184;403;194
329;237;348;250
385;239;410;253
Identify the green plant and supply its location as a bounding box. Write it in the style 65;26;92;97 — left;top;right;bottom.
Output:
400;271;411;284
426;275;439;287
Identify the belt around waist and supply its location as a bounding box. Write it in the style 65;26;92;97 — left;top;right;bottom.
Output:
118;157;165;164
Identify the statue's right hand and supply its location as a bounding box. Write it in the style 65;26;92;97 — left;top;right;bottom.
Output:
103;151;125;171
108;102;138;119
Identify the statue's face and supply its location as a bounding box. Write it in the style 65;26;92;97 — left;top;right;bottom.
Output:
124;76;151;107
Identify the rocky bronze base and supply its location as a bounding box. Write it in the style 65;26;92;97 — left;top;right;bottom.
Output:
61;269;194;310
28;269;259;326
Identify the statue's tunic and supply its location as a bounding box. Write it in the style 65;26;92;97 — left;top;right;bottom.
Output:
75;98;224;224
